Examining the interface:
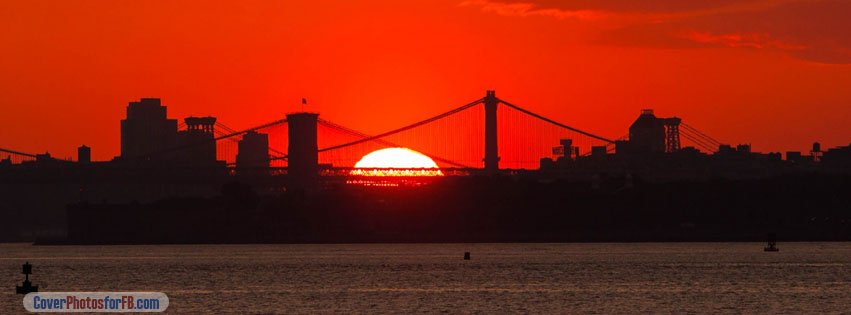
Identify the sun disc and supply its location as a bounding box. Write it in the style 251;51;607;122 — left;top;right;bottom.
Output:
351;148;443;176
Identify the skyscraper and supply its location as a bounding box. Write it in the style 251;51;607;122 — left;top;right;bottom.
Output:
119;98;178;161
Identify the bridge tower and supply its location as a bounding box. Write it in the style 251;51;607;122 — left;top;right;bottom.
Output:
662;117;681;153
287;112;319;192
483;90;500;171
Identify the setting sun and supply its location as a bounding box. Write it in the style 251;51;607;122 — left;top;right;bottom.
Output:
351;148;443;176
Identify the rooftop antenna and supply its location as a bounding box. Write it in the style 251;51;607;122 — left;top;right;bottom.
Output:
301;98;307;112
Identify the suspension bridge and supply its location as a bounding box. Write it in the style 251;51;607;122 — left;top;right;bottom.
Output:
0;91;723;173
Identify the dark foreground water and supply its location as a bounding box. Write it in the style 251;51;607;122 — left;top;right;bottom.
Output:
2;243;851;314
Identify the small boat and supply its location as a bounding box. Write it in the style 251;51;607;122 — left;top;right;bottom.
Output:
764;242;779;252
764;233;779;252
15;262;38;294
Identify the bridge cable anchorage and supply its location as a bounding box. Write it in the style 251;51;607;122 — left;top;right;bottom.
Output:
497;99;615;144
680;130;717;153
316;118;471;168
315;98;485;154
680;123;723;147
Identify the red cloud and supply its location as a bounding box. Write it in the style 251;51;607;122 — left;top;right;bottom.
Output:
463;0;851;64
459;0;610;21
679;31;806;50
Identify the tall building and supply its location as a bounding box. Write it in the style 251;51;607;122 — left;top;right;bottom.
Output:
77;145;91;163
628;109;667;154
120;98;178;161
236;130;270;170
620;109;682;155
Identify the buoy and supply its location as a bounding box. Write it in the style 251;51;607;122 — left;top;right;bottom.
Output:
464;252;470;260
16;261;38;294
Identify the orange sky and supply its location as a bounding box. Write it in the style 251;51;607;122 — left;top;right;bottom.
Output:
1;0;850;161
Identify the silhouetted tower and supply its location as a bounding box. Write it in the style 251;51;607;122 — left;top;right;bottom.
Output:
483;90;500;171
811;142;822;162
77;145;91;163
178;116;217;164
661;117;681;153
236;130;270;170
287;113;319;191
629;109;666;153
120;98;178;160
557;139;573;160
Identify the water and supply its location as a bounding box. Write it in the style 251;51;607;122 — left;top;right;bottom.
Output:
2;243;851;313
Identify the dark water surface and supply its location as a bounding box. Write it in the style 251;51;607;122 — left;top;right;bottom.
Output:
2;243;850;313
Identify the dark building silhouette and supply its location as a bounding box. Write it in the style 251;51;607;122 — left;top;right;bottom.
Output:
822;143;851;170
628;109;667;154
236;130;270;170
786;151;812;163
77;145;90;163
620;109;681;155
35;152;52;162
287;113;319;191
177;116;218;165
120;98;178;161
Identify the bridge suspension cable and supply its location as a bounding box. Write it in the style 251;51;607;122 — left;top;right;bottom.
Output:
497;99;615;144
579;134;626;156
215;122;286;156
316;118;470;168
215;122;238;134
213;118;288;141
680;132;715;152
681;123;722;147
0;147;37;158
316;98;484;154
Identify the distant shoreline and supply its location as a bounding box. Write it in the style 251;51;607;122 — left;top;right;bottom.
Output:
22;173;851;245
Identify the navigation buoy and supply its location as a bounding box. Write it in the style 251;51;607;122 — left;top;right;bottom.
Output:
764;232;780;252
464;252;470;260
16;262;38;294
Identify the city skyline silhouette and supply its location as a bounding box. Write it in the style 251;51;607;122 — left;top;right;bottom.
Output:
2;1;851;161
4;2;851;313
